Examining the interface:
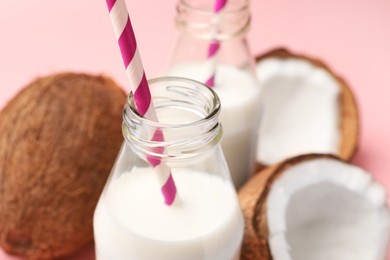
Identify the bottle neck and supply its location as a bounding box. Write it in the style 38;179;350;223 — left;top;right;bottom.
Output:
122;77;222;162
176;0;250;40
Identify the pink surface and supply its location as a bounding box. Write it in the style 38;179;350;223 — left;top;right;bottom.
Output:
0;0;389;259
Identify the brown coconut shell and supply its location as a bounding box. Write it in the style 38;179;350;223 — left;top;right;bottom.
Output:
255;48;359;172
0;73;126;259
239;154;341;260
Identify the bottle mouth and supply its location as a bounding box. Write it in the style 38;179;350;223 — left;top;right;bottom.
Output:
176;0;250;40
179;0;249;15
126;77;220;129
123;77;222;161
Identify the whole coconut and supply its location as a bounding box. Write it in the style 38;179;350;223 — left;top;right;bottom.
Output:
0;73;126;259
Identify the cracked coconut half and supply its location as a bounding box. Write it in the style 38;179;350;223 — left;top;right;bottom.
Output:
239;154;390;260
255;49;359;170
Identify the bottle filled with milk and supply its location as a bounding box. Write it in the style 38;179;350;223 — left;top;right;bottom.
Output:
93;77;244;260
163;0;261;188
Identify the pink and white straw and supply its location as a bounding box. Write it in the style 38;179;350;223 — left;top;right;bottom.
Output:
106;0;177;205
205;0;227;87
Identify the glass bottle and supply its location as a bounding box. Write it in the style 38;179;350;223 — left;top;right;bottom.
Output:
163;0;261;188
93;77;244;260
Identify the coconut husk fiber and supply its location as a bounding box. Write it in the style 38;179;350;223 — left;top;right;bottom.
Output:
0;73;126;259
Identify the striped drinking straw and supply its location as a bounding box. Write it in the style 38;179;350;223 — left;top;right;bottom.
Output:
106;0;177;205
205;0;227;87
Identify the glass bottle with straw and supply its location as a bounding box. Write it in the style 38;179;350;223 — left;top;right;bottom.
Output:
163;0;262;189
93;0;244;259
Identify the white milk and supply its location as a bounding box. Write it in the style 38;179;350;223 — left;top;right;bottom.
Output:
94;168;244;260
166;63;261;188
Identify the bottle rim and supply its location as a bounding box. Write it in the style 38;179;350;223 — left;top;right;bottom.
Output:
179;0;249;15
125;77;220;129
122;76;223;161
176;0;251;40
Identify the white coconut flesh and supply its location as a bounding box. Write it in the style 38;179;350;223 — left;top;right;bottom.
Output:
266;158;390;260
256;58;341;165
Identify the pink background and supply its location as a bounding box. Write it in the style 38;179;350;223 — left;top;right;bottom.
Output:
1;0;389;259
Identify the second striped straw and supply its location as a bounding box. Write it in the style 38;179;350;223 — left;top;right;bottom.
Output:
205;0;227;87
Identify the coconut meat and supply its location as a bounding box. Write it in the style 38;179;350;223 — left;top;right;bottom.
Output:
266;158;390;260
256;58;341;165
